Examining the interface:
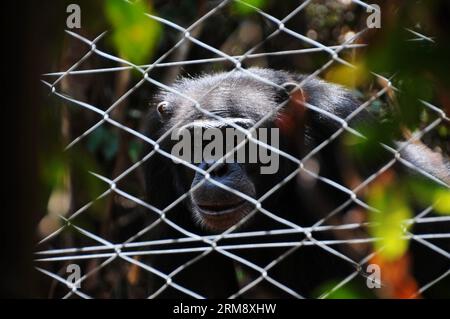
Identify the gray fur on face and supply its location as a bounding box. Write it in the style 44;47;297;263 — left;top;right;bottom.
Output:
156;68;281;130
154;67;359;134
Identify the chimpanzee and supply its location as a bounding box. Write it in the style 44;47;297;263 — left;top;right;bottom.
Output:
141;68;449;298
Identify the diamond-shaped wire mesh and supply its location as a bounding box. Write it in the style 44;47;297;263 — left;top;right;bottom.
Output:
36;0;449;299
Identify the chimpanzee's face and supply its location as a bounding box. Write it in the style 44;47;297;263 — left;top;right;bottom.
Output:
154;70;294;231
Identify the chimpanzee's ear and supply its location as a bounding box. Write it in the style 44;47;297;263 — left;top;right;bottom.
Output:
304;77;376;136
274;85;309;155
283;75;371;142
270;71;374;160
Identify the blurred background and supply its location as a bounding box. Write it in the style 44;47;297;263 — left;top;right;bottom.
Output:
4;0;450;298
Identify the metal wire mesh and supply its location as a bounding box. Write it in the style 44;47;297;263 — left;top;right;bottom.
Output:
36;0;450;299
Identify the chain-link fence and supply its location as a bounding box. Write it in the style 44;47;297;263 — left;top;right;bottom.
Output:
36;0;450;299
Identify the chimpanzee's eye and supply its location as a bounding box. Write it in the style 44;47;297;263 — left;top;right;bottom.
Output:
156;101;170;118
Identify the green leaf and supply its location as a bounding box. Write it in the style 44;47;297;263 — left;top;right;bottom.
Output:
87;126;119;160
408;177;450;215
434;189;450;215
105;0;161;64
128;140;143;163
232;0;268;16
368;183;412;261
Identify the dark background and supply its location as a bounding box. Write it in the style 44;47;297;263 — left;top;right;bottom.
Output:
2;0;450;298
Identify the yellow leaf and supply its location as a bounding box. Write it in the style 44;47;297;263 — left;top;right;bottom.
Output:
325;61;369;88
368;183;412;261
434;189;450;215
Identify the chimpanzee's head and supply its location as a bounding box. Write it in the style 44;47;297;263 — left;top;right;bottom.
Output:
144;68;360;231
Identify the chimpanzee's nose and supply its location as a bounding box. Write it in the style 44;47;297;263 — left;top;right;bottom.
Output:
201;160;229;178
192;160;243;207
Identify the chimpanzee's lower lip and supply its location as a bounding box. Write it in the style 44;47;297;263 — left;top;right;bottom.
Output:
196;201;246;216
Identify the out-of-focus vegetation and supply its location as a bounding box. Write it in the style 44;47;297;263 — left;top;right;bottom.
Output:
368;175;413;261
232;0;268;15
38;0;450;298
105;0;161;64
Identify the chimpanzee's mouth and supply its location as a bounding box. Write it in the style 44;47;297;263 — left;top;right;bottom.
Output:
193;200;252;231
196;201;246;216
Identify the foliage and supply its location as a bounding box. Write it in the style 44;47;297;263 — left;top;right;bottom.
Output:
105;0;161;64
231;0;269;16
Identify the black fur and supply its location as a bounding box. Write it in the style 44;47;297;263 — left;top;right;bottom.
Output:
141;68;449;298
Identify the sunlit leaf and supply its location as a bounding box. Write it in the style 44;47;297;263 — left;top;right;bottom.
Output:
434;189;450;215
105;0;161;64
325;61;370;88
232;0;268;15
408;177;450;215
368;182;412;261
